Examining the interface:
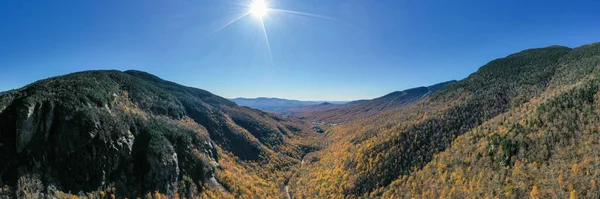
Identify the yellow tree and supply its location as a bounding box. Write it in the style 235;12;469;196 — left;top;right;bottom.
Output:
530;185;540;198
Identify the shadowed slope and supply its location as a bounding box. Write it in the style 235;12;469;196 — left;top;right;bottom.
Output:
0;70;315;198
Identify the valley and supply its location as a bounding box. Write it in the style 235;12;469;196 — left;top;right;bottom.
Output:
1;42;600;198
2;0;599;198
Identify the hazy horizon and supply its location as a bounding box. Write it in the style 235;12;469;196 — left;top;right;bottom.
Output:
1;0;599;101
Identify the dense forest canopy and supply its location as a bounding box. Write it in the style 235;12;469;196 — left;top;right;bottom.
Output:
1;42;600;198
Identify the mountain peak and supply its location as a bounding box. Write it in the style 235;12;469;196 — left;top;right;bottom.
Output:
0;70;313;197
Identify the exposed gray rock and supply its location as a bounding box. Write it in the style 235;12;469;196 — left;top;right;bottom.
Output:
115;130;135;155
147;143;179;192
16;103;36;153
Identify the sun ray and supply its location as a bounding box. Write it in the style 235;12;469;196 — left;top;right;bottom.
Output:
208;1;335;64
210;12;251;36
259;19;274;64
270;8;336;21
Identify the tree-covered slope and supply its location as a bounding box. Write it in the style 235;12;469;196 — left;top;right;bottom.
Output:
289;43;600;198
378;42;600;198
0;70;316;198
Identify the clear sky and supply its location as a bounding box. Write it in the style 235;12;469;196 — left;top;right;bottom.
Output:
1;0;599;101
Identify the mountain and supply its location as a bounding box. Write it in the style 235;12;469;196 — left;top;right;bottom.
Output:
288;43;600;198
345;99;369;105
292;81;456;123
230;97;346;112
282;100;368;117
0;70;318;198
3;42;600;199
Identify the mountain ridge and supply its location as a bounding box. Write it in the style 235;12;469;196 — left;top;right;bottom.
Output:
292;80;457;123
289;43;600;198
230;97;348;112
0;69;317;198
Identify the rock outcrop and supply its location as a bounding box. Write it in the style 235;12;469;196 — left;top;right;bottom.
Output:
0;70;309;197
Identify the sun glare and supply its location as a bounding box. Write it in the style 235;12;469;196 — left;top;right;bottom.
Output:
211;0;334;64
250;0;268;18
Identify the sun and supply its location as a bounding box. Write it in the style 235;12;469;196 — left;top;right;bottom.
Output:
250;0;268;18
211;0;333;64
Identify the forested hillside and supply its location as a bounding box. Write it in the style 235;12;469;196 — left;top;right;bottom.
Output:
0;70;320;198
288;43;600;198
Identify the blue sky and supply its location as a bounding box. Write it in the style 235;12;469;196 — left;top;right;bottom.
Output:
1;0;599;101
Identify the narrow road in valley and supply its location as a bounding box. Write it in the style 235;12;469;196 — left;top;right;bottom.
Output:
284;156;306;199
285;185;291;199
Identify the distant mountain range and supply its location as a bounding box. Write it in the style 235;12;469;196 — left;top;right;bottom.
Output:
233;81;456;119
290;81;456;122
230;97;348;112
